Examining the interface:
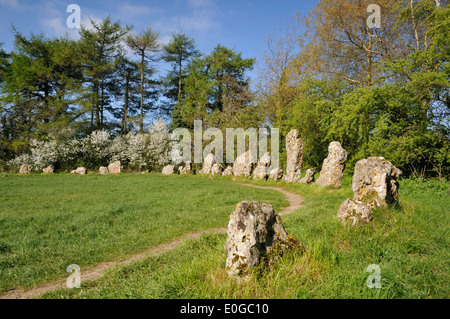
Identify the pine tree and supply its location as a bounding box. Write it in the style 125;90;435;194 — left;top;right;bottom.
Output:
108;55;141;135
125;26;160;132
176;45;256;129
162;32;199;108
79;16;131;131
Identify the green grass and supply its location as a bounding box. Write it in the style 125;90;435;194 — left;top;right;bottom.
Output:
0;173;287;293
40;175;449;299
1;173;448;299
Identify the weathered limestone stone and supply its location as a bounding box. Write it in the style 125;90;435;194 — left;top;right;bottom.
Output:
179;162;192;175
200;153;215;175
233;151;255;178
226;201;288;276
70;167;86;175
316;142;347;188
211;163;224;176
284;129;303;183
352;157;402;208
108;161;121;174
42;165;54;174
253;152;271;180
269;168;283;181
19;164;32;174
337;157;402;226
337;198;373;226
99;166;109;175
222;166;234;176
299;168;315;184
162;165;175;175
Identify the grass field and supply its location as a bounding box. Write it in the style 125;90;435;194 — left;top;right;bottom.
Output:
0;173;448;298
0;173;287;294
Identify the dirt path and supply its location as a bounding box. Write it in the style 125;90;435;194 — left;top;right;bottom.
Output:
238;184;304;216
0;184;303;299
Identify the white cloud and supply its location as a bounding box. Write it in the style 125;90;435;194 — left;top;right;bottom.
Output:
158;34;172;46
178;12;215;33
38;1;105;40
41;16;66;35
39;3;69;37
79;15;104;31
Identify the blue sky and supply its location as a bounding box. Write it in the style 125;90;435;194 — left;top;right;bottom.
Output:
0;0;317;64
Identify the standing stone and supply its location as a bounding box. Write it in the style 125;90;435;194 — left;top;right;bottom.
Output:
108;161;121;174
233;151;255;178
284;129;303;183
253;152;271;180
226;201;288;277
299;168;315;184
162;165;175;175
42;165;54;174
222;166;234;176
200;153;215;175
316;142;347;188
337;157;402;226
179;162;192;175
99;166;109;175
70;167;86;175
211;163;224;176
352;157;402;208
19;164;32;174
269;168;283;181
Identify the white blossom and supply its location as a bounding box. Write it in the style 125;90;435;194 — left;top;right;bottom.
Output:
29;139;58;170
8;154;32;167
9;121;174;171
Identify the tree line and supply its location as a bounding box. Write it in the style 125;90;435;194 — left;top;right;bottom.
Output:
0;17;256;170
256;0;448;179
0;0;448;179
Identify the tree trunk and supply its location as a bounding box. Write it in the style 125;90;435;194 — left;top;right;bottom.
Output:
178;57;182;104
100;78;104;129
43;81;50;124
92;79;99;131
140;52;145;133
367;33;373;86
121;73;130;136
410;0;421;52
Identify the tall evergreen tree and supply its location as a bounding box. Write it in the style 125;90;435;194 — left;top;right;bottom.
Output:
2;32;84;137
161;32;199;123
79;16;131;131
176;45;256;129
108;55;141;135
125;26;160;132
0;43;9;87
161;33;199;130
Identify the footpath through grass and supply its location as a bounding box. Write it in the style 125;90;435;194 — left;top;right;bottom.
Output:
40;175;449;299
0;173;287;293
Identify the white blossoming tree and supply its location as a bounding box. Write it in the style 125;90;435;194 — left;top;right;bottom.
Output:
8;120;174;172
